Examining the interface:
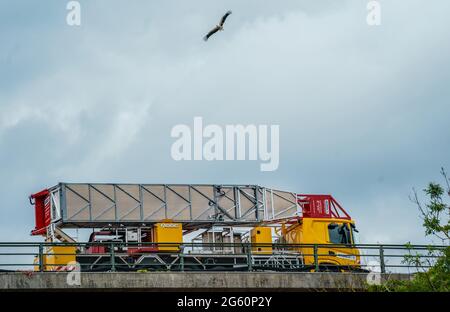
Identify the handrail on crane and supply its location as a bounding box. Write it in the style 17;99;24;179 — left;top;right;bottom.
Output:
297;194;351;220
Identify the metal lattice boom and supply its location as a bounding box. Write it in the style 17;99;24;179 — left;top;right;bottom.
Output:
48;183;300;229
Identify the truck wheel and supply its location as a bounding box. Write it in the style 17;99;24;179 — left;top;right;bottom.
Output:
319;265;340;272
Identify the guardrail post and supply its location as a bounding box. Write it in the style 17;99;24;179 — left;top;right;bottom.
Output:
379;245;386;273
179;244;184;271
110;242;116;272
38;244;44;272
247;244;253;271
313;245;319;272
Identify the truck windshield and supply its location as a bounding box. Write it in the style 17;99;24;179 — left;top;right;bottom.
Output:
328;224;352;245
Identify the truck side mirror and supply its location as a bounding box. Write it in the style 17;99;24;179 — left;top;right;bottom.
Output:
350;223;359;232
328;223;338;229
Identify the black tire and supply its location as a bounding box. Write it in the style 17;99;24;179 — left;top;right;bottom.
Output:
318;264;341;272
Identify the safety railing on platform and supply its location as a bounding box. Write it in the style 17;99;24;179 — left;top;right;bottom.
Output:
0;242;446;274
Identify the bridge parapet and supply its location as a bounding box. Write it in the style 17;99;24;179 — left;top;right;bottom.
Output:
0;272;413;291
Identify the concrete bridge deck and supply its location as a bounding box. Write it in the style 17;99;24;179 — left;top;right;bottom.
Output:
0;272;413;291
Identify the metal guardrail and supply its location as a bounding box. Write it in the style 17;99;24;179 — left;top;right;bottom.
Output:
0;242;446;273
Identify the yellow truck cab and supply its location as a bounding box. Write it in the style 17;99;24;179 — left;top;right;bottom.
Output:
283;195;361;271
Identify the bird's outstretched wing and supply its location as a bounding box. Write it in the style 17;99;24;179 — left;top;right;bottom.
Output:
219;10;232;27
203;25;220;41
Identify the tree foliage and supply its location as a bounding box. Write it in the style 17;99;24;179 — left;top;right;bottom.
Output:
369;168;450;292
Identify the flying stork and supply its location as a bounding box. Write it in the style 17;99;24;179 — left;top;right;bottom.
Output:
203;11;232;41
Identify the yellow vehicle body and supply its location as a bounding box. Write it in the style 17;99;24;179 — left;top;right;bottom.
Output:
153;222;183;251
251;227;272;254
34;246;77;271
283;218;360;270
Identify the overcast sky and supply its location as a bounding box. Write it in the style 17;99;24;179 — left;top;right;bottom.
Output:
0;0;449;244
